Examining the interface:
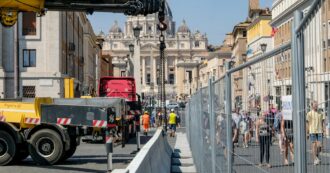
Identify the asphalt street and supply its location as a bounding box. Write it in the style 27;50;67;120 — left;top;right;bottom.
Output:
0;130;155;173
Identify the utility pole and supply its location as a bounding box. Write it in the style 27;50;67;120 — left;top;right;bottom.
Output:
14;19;20;98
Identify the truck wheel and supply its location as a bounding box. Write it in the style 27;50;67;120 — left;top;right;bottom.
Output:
61;138;77;161
28;129;64;165
0;130;16;166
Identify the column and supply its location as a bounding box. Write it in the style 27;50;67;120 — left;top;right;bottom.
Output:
134;40;142;95
142;57;146;86
153;56;157;85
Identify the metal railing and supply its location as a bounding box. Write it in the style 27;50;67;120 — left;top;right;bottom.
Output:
185;0;330;173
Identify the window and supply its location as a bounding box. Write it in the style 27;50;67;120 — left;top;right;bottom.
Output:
186;71;192;83
275;86;282;109
121;71;126;77
325;83;330;113
275;87;281;95
156;69;160;85
23;49;36;67
286;86;292;95
113;44;118;48
22;12;36;35
169;74;175;84
243;31;247;37
181;43;185;48
195;41;200;47
146;74;151;85
23;86;35;98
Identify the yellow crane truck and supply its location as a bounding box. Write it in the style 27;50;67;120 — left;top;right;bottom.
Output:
0;97;127;165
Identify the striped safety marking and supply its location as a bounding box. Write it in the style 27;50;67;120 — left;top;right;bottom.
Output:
128;110;142;115
57;118;72;125
0;116;5;122
92;120;107;127
24;118;40;124
106;136;112;144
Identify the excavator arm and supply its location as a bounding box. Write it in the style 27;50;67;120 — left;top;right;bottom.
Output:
0;0;160;27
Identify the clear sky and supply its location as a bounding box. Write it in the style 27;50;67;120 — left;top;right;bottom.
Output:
88;0;272;46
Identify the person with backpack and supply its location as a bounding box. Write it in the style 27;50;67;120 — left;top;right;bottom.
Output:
168;109;177;137
256;111;272;168
274;109;284;154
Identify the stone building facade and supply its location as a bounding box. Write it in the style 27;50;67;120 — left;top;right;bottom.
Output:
231;21;250;109
246;5;273;113
198;34;232;87
271;0;323;109
0;11;102;98
102;5;208;101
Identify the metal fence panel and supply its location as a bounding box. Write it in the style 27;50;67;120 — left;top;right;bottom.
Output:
184;1;330;173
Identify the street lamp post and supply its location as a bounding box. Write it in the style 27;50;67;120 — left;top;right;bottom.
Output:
128;43;134;76
133;25;142;95
124;56;129;77
260;43;270;110
132;25;142;151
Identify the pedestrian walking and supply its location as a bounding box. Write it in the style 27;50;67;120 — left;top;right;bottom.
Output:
274;109;284;154
306;101;325;165
240;111;251;148
168;109;177;137
142;111;150;136
281;114;294;166
157;111;162;127
256;112;272;168
176;113;181;128
232;108;242;146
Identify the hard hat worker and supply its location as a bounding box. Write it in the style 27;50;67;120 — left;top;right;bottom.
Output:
168;109;177;137
142;111;150;136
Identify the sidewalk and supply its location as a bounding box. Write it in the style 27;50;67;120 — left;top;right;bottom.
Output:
168;128;197;173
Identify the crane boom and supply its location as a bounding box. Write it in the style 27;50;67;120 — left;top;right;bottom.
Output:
0;0;160;27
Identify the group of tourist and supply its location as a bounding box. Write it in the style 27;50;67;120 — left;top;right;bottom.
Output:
228;101;325;168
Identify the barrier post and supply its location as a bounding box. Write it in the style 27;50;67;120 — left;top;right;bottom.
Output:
292;10;307;173
225;62;233;173
209;78;216;173
106;128;113;172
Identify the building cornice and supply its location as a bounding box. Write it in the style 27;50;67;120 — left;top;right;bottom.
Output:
247;16;272;30
270;0;309;27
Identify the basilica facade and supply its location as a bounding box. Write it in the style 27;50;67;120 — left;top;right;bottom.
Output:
102;6;208;101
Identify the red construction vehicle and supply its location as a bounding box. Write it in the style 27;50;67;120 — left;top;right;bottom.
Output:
99;76;142;144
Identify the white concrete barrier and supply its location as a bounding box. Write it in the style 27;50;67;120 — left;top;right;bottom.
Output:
113;129;172;173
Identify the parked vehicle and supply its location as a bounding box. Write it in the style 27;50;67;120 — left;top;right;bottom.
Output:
99;77;142;142
0;97;126;165
167;103;179;109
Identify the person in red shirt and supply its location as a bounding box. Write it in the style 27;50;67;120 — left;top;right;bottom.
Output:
142;111;150;136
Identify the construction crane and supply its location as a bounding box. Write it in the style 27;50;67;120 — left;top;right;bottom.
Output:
0;0;160;27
